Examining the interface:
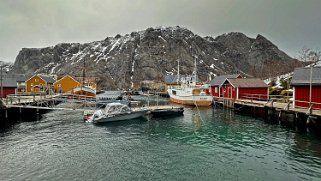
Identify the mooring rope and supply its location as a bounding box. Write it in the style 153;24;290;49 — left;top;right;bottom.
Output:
193;96;204;123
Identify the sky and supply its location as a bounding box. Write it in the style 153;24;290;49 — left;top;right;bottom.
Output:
1;0;321;63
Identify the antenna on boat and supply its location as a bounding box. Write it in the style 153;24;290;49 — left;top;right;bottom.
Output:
193;55;198;86
82;58;86;87
177;59;180;85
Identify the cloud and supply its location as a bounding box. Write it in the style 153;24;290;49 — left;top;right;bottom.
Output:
0;0;320;62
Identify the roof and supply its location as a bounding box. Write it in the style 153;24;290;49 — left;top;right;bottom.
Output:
291;67;321;86
16;74;29;82
54;75;80;85
165;75;179;84
1;76;17;87
224;78;268;88
210;74;241;86
1;74;28;87
39;75;56;83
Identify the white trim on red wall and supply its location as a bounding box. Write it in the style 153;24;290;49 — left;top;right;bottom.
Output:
293;86;296;108
236;88;239;99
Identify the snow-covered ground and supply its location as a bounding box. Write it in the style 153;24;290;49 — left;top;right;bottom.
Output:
264;72;292;89
265;61;320;89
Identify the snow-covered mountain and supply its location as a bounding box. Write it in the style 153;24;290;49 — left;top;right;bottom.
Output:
12;26;301;90
0;61;13;72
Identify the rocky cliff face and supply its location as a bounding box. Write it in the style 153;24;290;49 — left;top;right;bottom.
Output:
12;26;300;90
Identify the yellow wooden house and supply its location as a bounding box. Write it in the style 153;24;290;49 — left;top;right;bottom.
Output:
26;74;56;93
53;75;81;93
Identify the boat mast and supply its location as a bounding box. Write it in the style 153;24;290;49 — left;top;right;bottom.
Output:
193;56;197;86
177;59;180;85
82;59;86;87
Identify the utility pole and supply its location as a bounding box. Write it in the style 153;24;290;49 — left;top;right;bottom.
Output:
0;64;3;99
194;56;197;83
309;67;313;108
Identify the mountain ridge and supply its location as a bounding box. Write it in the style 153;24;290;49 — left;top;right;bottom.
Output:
12;26;302;90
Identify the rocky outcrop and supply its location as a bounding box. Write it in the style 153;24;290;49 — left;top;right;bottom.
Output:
12;26;301;90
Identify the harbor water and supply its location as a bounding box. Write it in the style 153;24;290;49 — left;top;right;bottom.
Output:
1;93;321;180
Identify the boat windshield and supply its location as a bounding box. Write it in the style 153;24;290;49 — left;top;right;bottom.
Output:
104;103;131;114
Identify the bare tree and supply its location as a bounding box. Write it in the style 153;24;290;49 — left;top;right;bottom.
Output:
298;47;321;65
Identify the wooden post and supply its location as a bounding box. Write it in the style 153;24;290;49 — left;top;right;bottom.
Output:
5;109;8;119
309;67;312;108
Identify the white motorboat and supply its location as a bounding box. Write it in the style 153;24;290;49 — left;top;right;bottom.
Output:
87;103;147;123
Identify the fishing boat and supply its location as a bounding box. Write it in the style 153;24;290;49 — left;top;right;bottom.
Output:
73;58;97;98
74;86;96;98
167;58;213;106
86;102;148;123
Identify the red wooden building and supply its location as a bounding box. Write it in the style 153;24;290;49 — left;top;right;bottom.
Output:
291;67;321;109
1;75;17;98
210;74;242;97
221;78;269;100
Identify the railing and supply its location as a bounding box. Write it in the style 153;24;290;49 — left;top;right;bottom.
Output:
269;95;292;103
213;93;321;116
293;99;321;115
3;93;97;110
5;93;51;105
239;93;269;101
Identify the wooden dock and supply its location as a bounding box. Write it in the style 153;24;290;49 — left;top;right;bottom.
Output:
1;93;184;122
229;99;321;117
214;96;321;130
0;93;98;121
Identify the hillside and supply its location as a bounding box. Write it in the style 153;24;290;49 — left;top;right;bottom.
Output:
12;26;301;90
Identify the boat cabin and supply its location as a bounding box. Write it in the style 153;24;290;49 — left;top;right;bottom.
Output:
104;103;131;114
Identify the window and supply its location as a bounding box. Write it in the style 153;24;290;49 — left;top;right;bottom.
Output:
215;87;218;93
35;79;38;82
31;83;34;87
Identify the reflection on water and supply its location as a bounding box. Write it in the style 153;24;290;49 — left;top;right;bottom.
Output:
1;94;321;180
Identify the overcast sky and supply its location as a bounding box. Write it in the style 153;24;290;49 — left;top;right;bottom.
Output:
1;0;320;63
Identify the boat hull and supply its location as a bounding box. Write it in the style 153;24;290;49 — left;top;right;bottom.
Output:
150;107;184;117
74;86;96;98
169;97;212;106
167;88;213;106
93;110;147;123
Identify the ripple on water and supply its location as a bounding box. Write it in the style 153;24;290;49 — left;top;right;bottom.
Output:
1;105;321;180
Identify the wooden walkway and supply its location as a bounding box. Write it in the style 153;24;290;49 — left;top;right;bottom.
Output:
1;94;97;112
215;97;321;117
